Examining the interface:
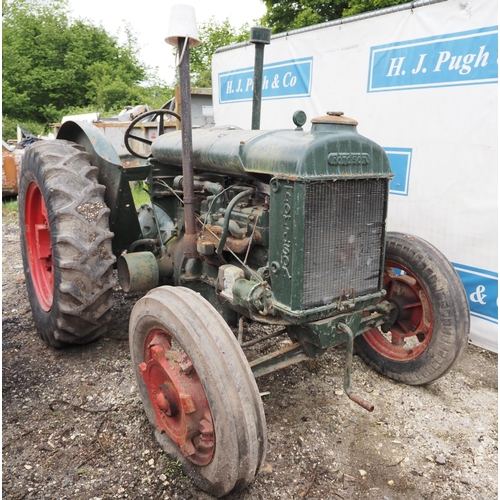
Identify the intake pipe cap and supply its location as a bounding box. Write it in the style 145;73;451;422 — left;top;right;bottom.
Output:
165;4;200;47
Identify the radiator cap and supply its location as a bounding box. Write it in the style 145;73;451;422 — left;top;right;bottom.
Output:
312;111;358;126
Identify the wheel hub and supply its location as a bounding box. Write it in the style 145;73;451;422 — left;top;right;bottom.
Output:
364;262;434;360
25;181;54;311
139;330;215;465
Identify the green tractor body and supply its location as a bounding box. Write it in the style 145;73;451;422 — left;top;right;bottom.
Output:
19;26;469;499
59;110;395;368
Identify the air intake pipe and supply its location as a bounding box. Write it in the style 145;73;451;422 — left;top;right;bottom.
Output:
165;5;201;259
250;27;271;130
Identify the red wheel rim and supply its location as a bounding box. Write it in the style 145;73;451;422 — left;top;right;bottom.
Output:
25;181;54;311
363;260;434;361
139;329;215;466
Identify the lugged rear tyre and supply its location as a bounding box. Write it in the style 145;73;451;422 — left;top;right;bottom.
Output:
19;140;116;347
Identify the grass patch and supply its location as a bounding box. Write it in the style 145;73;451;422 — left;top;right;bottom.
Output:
162;459;185;479
2;197;18;212
130;181;150;207
2;197;18;224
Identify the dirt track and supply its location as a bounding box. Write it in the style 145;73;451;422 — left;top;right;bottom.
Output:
2;210;498;500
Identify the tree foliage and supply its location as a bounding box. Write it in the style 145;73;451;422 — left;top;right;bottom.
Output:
2;0;152;126
262;0;347;33
262;0;409;33
179;19;249;88
2;1;248;137
1;0;412;135
343;0;409;16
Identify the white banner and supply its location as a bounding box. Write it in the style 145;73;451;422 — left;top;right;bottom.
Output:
212;0;498;351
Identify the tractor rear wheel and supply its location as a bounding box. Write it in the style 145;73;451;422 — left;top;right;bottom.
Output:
129;286;267;498
355;232;469;385
19;140;116;347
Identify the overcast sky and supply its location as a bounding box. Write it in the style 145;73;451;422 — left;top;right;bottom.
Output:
67;0;267;84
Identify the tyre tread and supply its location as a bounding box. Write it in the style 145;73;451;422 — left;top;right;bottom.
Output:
129;286;267;497
19;140;115;347
355;232;469;385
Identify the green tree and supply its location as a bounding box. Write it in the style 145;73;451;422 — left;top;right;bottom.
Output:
262;0;408;33
262;0;349;33
343;0;408;16
2;0;150;125
177;19;249;88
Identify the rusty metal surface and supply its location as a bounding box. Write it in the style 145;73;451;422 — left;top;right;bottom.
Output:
53;120;174;161
117;251;159;293
2;142;24;196
178;37;198;259
240;328;287;348
338;322;375;412
204;224;262;255
311;112;359;126
348;392;375;412
140;329;215;466
215;188;255;254
249;342;309;378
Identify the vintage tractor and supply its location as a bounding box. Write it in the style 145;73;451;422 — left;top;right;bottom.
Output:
18;14;469;499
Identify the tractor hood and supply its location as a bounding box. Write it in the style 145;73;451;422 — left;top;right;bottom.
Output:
150;113;393;181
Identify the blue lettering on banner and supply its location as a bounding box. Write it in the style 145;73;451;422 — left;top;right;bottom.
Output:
385;148;412;196
219;57;313;103
452;263;498;324
368;27;498;92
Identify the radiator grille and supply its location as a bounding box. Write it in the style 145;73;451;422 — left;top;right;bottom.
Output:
302;179;386;309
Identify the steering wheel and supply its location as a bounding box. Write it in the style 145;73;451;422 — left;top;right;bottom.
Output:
124;109;181;159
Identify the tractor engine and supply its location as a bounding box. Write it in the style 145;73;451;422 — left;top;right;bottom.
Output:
119;110;393;333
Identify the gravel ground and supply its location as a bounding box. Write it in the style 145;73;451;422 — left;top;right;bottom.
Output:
2;209;498;500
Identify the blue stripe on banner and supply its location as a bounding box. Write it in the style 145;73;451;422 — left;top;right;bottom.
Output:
219;57;313;103
368;27;498;92
385;148;412;196
452;263;498;324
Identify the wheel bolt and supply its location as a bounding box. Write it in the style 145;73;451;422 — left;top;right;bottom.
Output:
157;384;179;417
199;418;214;438
156;392;172;416
179;354;194;374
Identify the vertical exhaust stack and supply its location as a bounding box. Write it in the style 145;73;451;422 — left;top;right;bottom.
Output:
250;27;271;130
165;5;200;259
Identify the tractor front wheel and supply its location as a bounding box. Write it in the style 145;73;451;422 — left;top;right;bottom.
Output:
19;140;116;347
129;286;267;498
355;232;469;385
